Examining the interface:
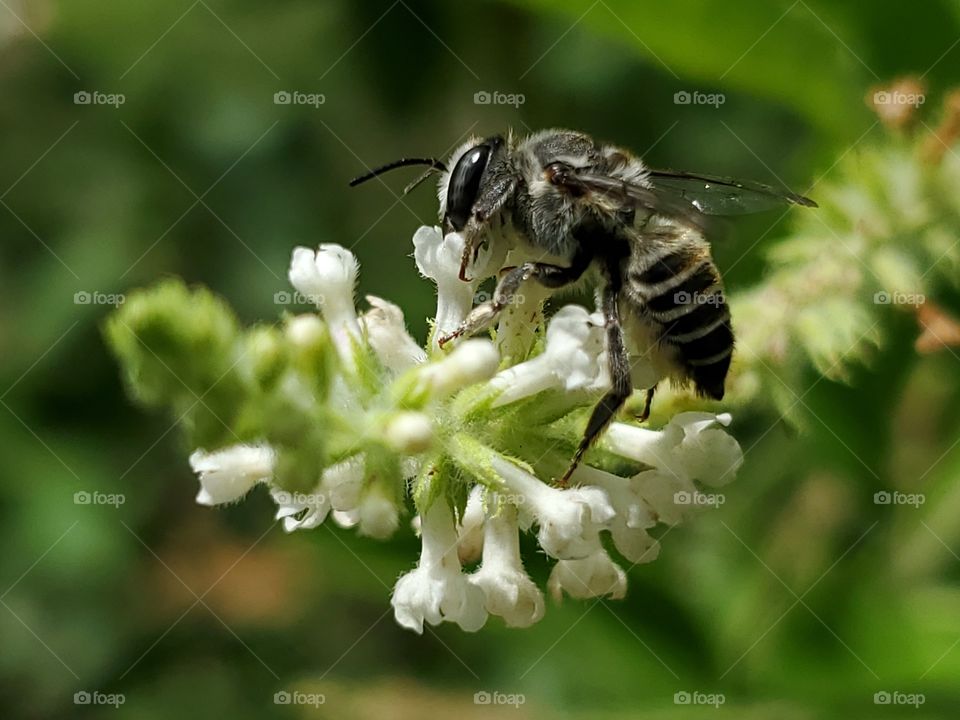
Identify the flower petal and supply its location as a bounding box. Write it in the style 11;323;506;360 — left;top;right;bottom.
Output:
190;444;274;506
548;547;627;601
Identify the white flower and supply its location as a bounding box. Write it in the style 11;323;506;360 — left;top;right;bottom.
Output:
413;226;475;347
189;444;275;506
357;483;400;540
270;486;330;532
288;244;361;365
269;457;367;532
392;500;488;633
572;465;660;564
413;338;499;398
323;456;365;512
548;546;627;601
469;499;545;627
413;226;506;347
359;295;426;374
632;469;695;526
457;486;486;564
490;305;609;406
602;412;743;487
487;453;614;560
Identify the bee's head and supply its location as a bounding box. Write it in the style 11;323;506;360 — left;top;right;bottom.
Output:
439;135;504;232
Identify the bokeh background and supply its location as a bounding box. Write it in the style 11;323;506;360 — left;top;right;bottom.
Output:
2;0;960;718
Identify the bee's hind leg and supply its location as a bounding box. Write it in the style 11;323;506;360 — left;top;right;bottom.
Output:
438;252;591;348
558;281;632;485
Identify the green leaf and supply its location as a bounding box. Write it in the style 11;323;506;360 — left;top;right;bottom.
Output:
510;0;870;135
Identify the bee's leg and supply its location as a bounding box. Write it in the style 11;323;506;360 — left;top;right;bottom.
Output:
559;283;631;485
637;383;657;423
438;249;591;347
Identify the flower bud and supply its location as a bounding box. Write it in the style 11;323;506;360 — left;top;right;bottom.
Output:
414;339;499;399
384;411;434;454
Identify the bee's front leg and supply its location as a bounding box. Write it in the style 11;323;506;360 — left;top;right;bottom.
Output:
438;257;590;348
437;264;532;348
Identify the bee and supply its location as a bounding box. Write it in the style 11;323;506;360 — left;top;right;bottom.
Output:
350;129;816;483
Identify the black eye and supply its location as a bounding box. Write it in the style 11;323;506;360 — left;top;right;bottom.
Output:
445;144;492;231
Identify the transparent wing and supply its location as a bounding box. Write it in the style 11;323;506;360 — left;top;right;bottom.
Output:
645;169;817;215
550;165;815;232
565;171;710;231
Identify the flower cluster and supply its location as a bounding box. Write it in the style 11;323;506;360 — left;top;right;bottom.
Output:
719;82;960;423
106;226;743;633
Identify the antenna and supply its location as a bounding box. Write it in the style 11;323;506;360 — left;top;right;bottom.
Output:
349;157;447;188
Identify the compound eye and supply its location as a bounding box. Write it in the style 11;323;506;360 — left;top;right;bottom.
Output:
445;143;492;231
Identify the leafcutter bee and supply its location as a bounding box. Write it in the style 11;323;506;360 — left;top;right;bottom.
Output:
350;129;816;482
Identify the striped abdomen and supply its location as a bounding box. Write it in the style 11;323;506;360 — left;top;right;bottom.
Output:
629;247;733;399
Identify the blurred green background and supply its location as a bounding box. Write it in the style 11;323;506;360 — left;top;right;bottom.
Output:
2;0;960;718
